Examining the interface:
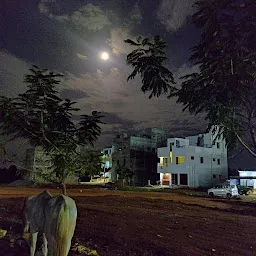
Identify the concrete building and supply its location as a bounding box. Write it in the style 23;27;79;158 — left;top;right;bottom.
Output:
25;146;78;183
157;127;228;187
101;146;113;181
111;128;166;186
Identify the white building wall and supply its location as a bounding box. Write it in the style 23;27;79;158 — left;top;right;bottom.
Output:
157;129;228;188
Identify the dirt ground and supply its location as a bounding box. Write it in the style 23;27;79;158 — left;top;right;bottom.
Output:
0;187;256;256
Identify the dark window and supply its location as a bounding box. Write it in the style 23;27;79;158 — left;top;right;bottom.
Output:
217;159;220;165
213;174;216;178
180;174;188;185
191;156;194;160
217;142;220;148
213;158;216;161
200;157;204;163
104;150;108;155
157;157;160;163
176;157;179;164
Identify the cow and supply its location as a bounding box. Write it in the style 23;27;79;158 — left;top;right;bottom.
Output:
22;190;77;256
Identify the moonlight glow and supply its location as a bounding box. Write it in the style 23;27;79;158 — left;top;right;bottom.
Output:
100;52;109;61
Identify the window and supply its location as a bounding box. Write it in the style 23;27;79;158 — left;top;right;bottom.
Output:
176;156;185;165
217;159;220;165
217;142;220;148
200;157;204;164
191;156;194;160
213;158;216;162
104;150;108;155
157;157;160;163
213;174;216;178
163;157;168;166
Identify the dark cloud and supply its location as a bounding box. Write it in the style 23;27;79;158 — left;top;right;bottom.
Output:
102;112;137;129
59;88;89;100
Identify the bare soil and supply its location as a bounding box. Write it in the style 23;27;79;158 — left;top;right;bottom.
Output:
0;187;256;256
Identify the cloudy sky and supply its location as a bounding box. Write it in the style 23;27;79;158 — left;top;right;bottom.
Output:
0;0;210;155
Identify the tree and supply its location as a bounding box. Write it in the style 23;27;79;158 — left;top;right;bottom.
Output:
78;147;104;178
125;35;176;98
125;0;256;156
0;66;104;194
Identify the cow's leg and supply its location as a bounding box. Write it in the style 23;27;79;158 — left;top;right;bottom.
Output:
42;233;48;256
30;232;38;256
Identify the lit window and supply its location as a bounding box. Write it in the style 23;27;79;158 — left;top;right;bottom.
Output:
176;156;185;164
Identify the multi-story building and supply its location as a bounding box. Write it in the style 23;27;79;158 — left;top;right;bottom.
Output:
101;146;113;181
111;128;166;186
157;127;228;187
25;146;79;183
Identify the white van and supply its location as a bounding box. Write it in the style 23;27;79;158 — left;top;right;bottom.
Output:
208;184;239;198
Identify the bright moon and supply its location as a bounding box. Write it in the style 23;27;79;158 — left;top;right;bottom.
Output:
100;52;109;61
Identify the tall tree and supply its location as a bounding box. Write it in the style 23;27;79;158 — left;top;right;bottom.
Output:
125;0;256;156
0;66;104;194
78;147;104;178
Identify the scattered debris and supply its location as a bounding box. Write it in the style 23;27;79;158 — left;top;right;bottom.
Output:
0;229;7;237
212;248;216;252
156;234;163;238
71;243;99;255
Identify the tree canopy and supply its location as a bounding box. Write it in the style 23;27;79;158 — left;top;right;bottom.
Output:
0;66;104;193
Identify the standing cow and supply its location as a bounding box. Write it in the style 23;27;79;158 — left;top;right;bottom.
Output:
22;190;77;256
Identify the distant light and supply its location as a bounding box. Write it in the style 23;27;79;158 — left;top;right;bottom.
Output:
100;52;109;61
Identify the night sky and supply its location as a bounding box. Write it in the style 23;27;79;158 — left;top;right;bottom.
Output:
0;0;253;168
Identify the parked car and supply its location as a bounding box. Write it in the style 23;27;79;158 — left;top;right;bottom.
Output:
208;184;239;198
237;185;254;195
78;176;91;182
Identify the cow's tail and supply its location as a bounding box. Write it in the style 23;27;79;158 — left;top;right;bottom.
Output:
56;196;77;256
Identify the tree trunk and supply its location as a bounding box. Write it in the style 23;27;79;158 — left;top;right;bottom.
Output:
61;182;67;195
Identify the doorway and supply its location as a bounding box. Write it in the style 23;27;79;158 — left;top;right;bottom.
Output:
180;174;188;185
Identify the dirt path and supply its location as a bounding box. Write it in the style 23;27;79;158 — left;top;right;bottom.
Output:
0;187;255;255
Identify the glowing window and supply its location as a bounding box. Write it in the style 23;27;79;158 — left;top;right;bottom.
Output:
176;156;185;164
